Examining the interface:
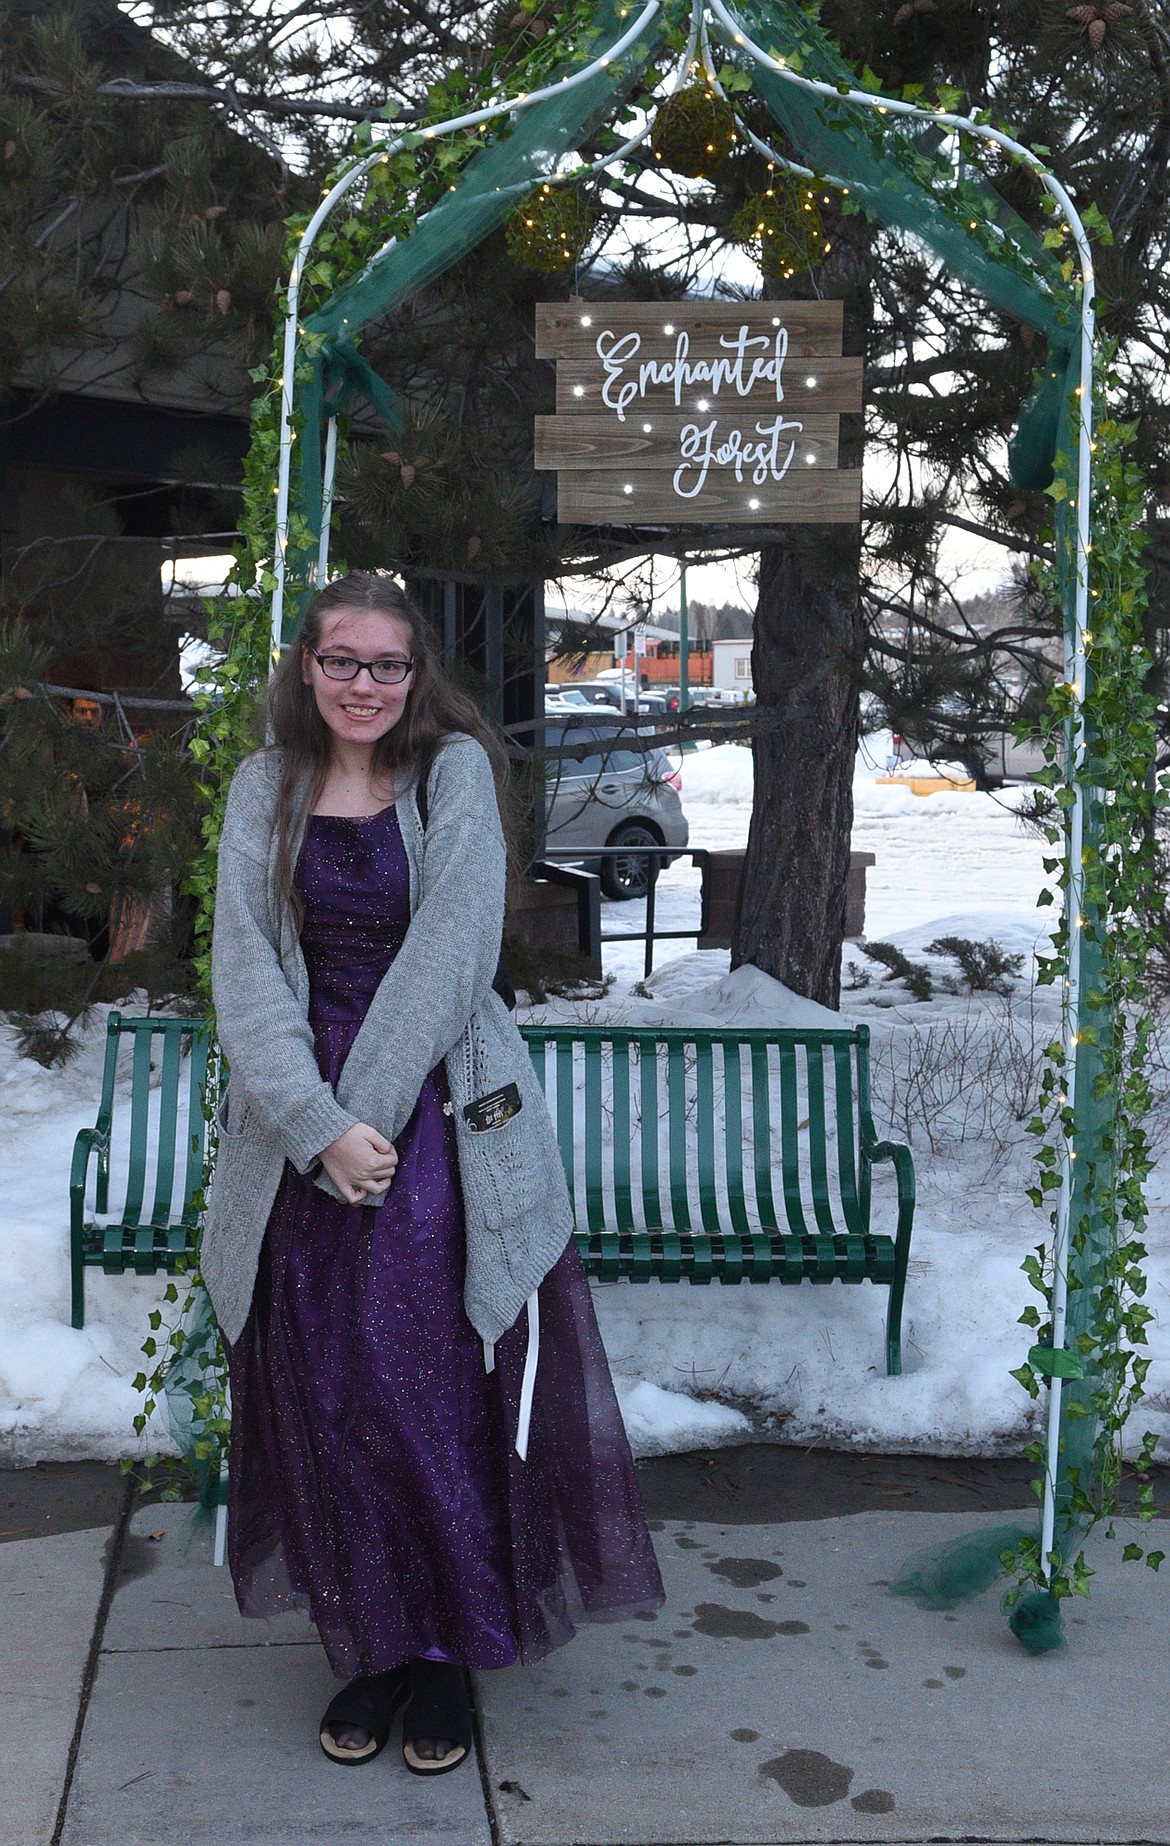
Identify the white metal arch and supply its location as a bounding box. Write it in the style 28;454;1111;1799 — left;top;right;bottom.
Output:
270;0;1097;1589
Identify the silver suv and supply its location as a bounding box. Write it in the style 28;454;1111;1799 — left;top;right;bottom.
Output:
541;714;688;899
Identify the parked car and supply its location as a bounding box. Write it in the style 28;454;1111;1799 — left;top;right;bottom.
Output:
644;684;730;711
549;680;625;710
541;715;688;899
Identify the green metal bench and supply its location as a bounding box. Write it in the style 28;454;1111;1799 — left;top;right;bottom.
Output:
70;1011;211;1330
67;1014;914;1377
519;1023;915;1375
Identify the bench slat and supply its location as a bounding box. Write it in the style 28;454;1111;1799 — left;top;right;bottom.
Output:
182;1025;211;1221
774;1041;807;1234
627;1230;655;1281
747;1228;775;1282
721;1042;752;1235
666;1040;692;1232
806;1231;838;1280
555;1038;576;1220
805;1044;840;1239
867;1234;895;1285
121;1029;155;1227
584;1038;606;1234
658;1228;685;1281
694;1038;721;1234
610;1036;635;1231
639;1040;660;1230
719;1230;745;1283
832;1039;867;1236
840;1232;869;1280
149;1026;184;1228
594;1229;623;1278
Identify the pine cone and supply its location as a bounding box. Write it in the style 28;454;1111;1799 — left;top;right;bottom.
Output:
894;0;936;23
3;140;15;160
466;533;483;559
399;463;416;488
1067;1;1131;47
172;289;194;306
203;205;227;220
215;288;232;314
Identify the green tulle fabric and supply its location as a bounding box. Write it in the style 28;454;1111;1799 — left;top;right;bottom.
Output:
892;1526;1067;1652
891;1523;1036;1612
1008;1590;1067;1654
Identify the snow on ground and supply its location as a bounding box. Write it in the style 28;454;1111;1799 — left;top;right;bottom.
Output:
0;1006;187;1464
3;736;1169;1467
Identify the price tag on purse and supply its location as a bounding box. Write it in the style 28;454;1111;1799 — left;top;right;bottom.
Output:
462;1082;523;1133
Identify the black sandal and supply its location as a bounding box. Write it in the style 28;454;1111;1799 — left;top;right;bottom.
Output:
401;1660;473;1776
319;1666;410;1765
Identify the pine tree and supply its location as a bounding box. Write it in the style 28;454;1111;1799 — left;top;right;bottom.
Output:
733;0;1170;1002
0;0;293;1042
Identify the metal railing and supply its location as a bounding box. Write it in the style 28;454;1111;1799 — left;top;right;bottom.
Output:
532;846;719;980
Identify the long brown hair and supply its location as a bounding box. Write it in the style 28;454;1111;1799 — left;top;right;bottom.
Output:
266;571;510;937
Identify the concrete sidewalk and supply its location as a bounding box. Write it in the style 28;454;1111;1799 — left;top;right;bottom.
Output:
4;1463;1169;1846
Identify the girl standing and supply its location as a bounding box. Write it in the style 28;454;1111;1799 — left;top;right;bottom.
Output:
202;571;663;1772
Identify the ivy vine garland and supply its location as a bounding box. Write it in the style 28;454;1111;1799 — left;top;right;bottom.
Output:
1009;346;1162;1602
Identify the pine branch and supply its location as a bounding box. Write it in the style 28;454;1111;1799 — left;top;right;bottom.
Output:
38;683;195;713
11;72;418;125
864;499;1050;561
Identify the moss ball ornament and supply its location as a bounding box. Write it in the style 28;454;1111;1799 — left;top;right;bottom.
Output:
650;83;737;178
505;183;597;275
732;177;832;279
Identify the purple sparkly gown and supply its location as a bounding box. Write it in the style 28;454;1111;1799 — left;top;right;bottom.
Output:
226;804;664;1679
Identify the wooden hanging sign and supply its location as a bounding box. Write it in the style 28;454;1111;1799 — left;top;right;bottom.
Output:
534;299;862;526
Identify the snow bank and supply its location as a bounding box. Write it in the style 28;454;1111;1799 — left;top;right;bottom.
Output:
614;1379;751;1457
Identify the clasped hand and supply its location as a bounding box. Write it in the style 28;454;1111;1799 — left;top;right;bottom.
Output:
320;1123;398;1204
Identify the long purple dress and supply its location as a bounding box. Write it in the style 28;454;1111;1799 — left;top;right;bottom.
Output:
226;804;664;1679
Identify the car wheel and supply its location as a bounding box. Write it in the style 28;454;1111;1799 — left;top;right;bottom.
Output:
602;823;663;900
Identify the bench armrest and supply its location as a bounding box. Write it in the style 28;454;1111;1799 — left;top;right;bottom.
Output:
864;1136;916;1218
863;1135;916;1377
71;1126;110;1219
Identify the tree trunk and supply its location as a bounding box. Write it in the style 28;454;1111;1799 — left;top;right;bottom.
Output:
731;529;864;1008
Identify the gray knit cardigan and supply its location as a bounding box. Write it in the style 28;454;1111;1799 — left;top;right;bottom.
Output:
203;733;573;1348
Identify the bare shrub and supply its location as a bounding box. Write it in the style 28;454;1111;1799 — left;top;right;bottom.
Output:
868;989;1045;1157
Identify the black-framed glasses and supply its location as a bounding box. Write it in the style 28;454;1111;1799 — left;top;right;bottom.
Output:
310;650;415;685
